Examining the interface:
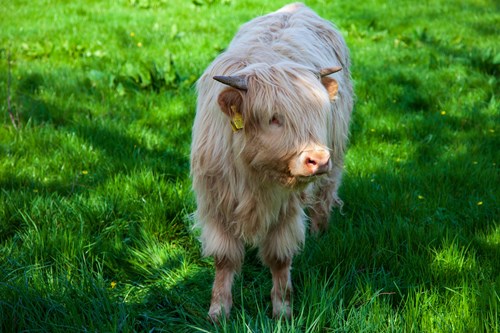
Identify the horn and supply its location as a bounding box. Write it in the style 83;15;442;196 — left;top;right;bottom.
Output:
319;66;342;77
213;75;248;91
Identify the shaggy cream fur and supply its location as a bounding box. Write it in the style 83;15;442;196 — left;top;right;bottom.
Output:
190;2;353;320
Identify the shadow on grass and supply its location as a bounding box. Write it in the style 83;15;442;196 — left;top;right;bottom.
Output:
0;250;213;332
2;68;191;196
1;67;208;331
295;93;498;329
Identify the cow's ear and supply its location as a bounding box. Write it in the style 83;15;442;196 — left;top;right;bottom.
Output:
321;77;339;100
217;88;244;117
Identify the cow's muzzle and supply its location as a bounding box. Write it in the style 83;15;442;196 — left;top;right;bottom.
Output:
289;147;331;177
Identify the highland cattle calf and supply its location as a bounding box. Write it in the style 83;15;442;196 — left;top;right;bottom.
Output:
190;2;353;320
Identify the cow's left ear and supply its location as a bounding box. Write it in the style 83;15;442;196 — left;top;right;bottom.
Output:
319;66;341;100
321;76;339;100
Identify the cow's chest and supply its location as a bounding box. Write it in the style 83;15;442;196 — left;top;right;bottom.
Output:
231;188;299;245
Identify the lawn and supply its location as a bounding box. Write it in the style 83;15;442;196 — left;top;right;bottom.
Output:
0;0;498;332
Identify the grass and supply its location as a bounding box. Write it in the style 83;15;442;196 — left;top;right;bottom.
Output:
0;0;498;332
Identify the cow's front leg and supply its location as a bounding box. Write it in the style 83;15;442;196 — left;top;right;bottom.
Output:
200;219;244;321
268;256;292;318
209;256;239;321
260;203;305;318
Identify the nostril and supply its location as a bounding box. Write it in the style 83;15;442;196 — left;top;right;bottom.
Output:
304;153;330;176
306;158;317;166
293;149;331;177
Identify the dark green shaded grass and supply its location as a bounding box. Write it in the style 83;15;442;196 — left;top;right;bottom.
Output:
1;0;498;332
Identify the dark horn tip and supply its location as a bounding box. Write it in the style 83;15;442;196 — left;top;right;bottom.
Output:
320;66;342;77
213;75;248;91
213;76;224;83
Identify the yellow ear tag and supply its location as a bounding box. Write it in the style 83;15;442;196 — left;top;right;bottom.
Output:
230;105;244;132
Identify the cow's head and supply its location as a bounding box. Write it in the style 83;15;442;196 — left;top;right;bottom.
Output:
214;64;341;188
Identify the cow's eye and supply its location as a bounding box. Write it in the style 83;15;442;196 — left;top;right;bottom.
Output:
270;114;283;127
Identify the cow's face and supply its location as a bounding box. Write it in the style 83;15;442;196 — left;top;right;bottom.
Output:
216;65;340;188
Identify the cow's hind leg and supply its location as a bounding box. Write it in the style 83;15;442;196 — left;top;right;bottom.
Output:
309;165;344;234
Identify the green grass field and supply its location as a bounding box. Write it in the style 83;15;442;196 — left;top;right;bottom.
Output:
1;0;498;332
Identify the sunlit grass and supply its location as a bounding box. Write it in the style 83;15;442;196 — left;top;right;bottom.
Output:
1;0;498;332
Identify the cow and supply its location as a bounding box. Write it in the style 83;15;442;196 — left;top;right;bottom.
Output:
190;2;353;320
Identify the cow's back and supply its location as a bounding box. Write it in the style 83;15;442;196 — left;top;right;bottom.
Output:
228;3;350;72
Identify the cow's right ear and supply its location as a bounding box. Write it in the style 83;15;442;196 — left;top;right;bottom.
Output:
217;88;244;117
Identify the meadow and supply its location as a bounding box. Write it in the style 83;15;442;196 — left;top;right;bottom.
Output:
0;0;498;332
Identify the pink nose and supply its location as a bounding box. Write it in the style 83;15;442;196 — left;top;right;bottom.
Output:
304;150;330;175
